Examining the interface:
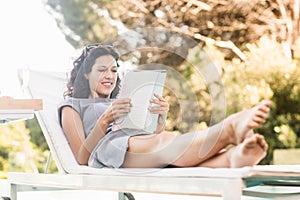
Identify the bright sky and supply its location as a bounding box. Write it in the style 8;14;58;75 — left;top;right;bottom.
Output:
0;0;75;97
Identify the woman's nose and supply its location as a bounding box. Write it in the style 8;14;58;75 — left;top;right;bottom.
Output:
104;69;113;79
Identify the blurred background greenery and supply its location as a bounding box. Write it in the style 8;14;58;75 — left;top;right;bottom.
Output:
1;0;300;178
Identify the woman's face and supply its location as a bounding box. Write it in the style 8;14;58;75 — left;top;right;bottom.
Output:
84;54;118;98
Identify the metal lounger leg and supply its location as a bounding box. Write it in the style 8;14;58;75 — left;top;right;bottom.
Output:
119;192;135;200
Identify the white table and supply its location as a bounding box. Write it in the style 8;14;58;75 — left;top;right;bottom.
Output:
0;99;42;123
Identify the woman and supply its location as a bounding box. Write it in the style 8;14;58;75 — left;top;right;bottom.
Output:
58;44;271;168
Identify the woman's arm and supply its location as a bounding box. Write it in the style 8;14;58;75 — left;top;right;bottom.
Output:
61;106;109;165
61;98;132;165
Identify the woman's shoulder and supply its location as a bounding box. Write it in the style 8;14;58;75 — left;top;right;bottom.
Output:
59;97;112;108
59;97;80;106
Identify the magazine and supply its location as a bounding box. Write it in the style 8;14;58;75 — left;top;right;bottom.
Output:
113;70;167;132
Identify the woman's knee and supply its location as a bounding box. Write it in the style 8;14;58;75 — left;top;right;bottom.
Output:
127;131;177;153
155;131;177;151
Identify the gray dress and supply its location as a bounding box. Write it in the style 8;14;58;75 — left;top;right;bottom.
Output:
58;97;150;168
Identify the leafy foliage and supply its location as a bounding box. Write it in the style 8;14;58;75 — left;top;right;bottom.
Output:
0;120;57;178
201;36;300;164
25;117;48;151
45;0;118;47
45;0;300;60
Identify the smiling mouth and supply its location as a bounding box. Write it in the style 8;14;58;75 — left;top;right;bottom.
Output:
101;82;113;86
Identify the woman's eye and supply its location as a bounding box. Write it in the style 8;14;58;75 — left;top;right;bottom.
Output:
97;67;117;72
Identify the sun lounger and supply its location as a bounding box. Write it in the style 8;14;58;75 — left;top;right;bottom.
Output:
7;70;300;200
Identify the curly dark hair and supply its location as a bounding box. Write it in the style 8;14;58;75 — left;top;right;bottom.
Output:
64;44;121;98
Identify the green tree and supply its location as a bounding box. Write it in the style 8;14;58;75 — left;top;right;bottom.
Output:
0;120;57;178
26;117;48;151
45;0;300;59
197;36;300;164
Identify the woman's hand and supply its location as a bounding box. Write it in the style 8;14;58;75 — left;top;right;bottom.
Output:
148;93;169;133
101;98;132;124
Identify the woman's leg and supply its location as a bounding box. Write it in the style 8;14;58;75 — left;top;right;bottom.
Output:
122;100;271;168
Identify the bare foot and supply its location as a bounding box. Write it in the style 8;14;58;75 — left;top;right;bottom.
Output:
226;100;271;145
229;134;268;168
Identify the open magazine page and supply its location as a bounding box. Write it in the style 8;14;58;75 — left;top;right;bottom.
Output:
113;70;167;132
